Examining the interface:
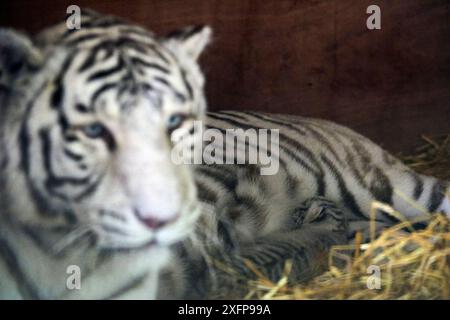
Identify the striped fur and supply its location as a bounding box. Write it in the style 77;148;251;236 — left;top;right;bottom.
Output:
0;10;209;299
177;110;449;298
1;10;448;300
200;111;450;228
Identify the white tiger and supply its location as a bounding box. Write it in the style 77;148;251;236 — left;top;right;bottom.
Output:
0;10;448;300
180;111;450;298
0;10;209;299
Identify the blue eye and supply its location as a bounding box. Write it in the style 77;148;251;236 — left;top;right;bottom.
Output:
81;122;106;138
167;114;185;132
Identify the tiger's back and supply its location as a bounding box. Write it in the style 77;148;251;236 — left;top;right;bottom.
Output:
169;110;449;298
196;110;449;241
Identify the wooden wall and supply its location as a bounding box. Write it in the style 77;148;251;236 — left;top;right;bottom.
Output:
1;0;449;152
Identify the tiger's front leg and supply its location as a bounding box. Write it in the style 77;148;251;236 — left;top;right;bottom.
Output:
222;197;348;284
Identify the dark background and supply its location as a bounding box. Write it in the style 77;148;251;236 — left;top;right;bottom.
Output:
1;0;449;152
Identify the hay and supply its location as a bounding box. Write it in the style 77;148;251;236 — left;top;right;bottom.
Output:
212;134;450;300
399;134;450;180
240;214;449;300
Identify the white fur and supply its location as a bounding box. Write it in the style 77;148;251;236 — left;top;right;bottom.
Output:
438;194;450;217
0;14;211;299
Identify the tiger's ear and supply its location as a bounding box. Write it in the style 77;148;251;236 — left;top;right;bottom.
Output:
0;29;42;87
162;25;212;61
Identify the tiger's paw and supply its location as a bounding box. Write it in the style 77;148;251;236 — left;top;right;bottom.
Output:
293;197;348;234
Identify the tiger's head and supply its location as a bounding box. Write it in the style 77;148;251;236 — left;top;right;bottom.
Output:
0;11;210;251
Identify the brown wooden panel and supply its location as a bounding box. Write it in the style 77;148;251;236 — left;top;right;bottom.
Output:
1;0;449;152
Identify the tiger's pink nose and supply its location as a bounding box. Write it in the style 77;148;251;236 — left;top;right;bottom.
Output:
135;210;179;230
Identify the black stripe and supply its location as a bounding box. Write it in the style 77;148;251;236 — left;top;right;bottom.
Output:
73;176;102;201
78;41;114;72
115;71;137;99
58;113;70;132
63;148;83;161
203;125;288;169
115;37;148;52
245;113;347;179
104;273;149;300
311;119;374;176
147;43;171;64
87;57;125;82
301;123;345;167
66;33;101;46
0;237;40;299
410;171;424;200
166;25;204;40
39;129;91;198
207;113;326;195
382;150;398;166
62;209;78;225
285;174;300;197
239;111;307;136
213;111;250;121
19;114;31;175
20;116;59;218
196;166;238;192
130;57;170;74
343;143;367;188
182;25;204;39
320;154;366;220
180;68;193;99
195;180;219;204
75;103;91;113
351;139;373;174
369;167;394;205
51;51;80;110
50;83;64;109
428;180;446;212
91;82;118;104
216;218;238;251
64;133;79;143
306;121;372;191
153;76;187;101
